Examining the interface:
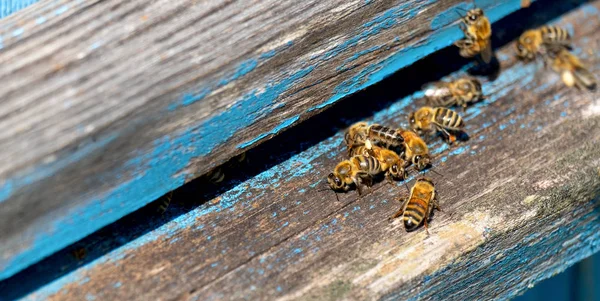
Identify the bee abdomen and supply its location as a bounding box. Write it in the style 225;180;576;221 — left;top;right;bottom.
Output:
369;124;404;146
403;199;427;230
353;155;381;175
434;108;464;130
540;26;570;44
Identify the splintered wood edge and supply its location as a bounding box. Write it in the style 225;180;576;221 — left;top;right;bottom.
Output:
23;2;600;300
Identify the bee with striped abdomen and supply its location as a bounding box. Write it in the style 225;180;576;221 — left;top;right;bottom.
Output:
547;46;597;91
424;78;485;110
455;8;493;63
367;124;405;149
515;26;571;61
344;122;405;153
327;154;382;195
399;130;431;171
389;177;440;233
409;106;465;144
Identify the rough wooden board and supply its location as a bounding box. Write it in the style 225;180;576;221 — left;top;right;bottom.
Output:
0;0;539;280
6;1;599;300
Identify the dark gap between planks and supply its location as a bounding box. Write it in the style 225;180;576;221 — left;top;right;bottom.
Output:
0;0;592;299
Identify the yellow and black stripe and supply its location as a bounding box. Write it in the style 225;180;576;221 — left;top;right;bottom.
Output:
403;197;429;231
351;155;381;176
540;26;570;45
433;107;464;130
368;124;404;147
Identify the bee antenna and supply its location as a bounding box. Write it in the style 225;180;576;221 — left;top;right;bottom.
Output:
403;182;410;194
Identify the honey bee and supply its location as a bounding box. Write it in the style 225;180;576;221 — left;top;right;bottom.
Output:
350;143;408;181
399;130;431;171
454;8;493;63
409;107;465;143
515;26;571;61
327;154;382;195
344;122;405;151
156;191;174;214
344;122;369;150
389;177;441;233
547;46;597;91
424;77;485;109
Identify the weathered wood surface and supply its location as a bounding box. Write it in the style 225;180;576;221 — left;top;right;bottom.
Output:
3;1;598;300
0;0;536;280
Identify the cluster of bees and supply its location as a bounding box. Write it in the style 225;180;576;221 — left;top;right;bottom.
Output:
326;7;597;233
516;25;597;90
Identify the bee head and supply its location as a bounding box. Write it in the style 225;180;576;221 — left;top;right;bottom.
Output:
389;164;407;180
327;173;344;190
408;112;418;129
470;78;483;93
417;177;435;187
465;8;483;24
515;41;532;60
515;31;540;61
413;154;431;171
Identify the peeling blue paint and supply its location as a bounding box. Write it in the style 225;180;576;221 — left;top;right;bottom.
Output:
11;27;23;37
238;115;301;149
430;2;469;30
0;0;40;19
1;60;312;281
54;5;68;15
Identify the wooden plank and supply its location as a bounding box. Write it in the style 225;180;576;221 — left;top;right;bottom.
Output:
4;1;599;300
0;0;537;280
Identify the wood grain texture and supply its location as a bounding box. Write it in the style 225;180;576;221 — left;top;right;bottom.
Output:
0;0;534;280
7;1;599;300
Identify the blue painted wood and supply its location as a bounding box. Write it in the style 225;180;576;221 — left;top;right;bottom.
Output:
0;0;539;282
2;1;597;299
0;0;39;19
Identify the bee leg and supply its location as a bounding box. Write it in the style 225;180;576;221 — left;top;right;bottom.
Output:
433;199;443;212
437;126;457;144
388;197;409;221
423;218;431;235
355;184;364;196
384;172;395;184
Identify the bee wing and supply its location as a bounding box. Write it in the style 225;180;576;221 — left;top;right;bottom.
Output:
573;66;597;91
479;38;493;64
422;82;452;99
